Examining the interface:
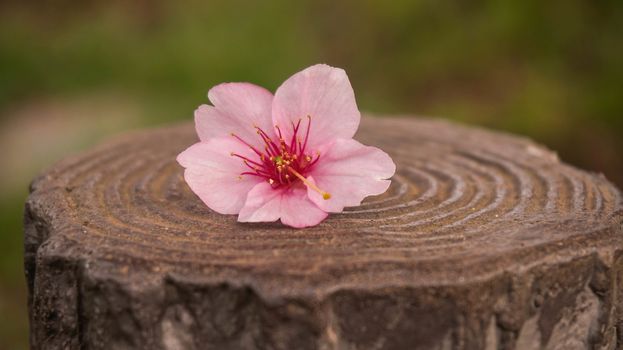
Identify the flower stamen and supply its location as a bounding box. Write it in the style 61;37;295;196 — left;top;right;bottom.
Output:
230;117;325;197
230;133;263;157
287;167;331;200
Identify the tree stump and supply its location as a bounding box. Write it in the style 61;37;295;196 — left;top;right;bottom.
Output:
25;116;623;350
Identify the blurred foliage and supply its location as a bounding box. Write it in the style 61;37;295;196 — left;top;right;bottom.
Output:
0;0;622;348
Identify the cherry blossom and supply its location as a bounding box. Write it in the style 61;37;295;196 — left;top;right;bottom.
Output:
177;64;395;228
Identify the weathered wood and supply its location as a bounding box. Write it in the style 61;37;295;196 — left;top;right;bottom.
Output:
25;116;623;349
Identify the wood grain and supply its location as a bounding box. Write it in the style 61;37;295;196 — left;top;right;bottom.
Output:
25;117;623;349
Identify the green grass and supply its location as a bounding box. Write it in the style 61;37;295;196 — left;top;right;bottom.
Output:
0;195;29;350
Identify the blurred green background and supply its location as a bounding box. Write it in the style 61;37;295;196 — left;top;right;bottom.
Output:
1;0;622;347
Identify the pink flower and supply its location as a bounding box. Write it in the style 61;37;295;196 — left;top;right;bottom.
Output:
177;64;396;228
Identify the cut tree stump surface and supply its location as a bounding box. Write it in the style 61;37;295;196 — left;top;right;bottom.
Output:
25;117;623;349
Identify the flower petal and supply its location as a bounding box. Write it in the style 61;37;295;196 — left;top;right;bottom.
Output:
279;186;329;228
177;137;263;214
195;82;274;145
238;183;328;228
272;64;361;152
306;138;395;213
236;182;283;223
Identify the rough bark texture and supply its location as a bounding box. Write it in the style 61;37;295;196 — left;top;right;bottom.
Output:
24;116;623;350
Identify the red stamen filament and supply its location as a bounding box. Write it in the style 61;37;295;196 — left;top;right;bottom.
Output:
229;116;330;200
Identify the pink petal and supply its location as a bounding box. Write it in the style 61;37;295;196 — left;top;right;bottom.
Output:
236;182;283;223
238;183;328;228
279;186;329;228
272;64;361;153
177;137;263;214
306;138;395;213
195;82;274;145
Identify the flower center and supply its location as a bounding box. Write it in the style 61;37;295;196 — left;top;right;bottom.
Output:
230;116;331;200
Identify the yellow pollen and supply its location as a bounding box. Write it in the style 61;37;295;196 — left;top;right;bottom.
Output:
287;167;331;200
